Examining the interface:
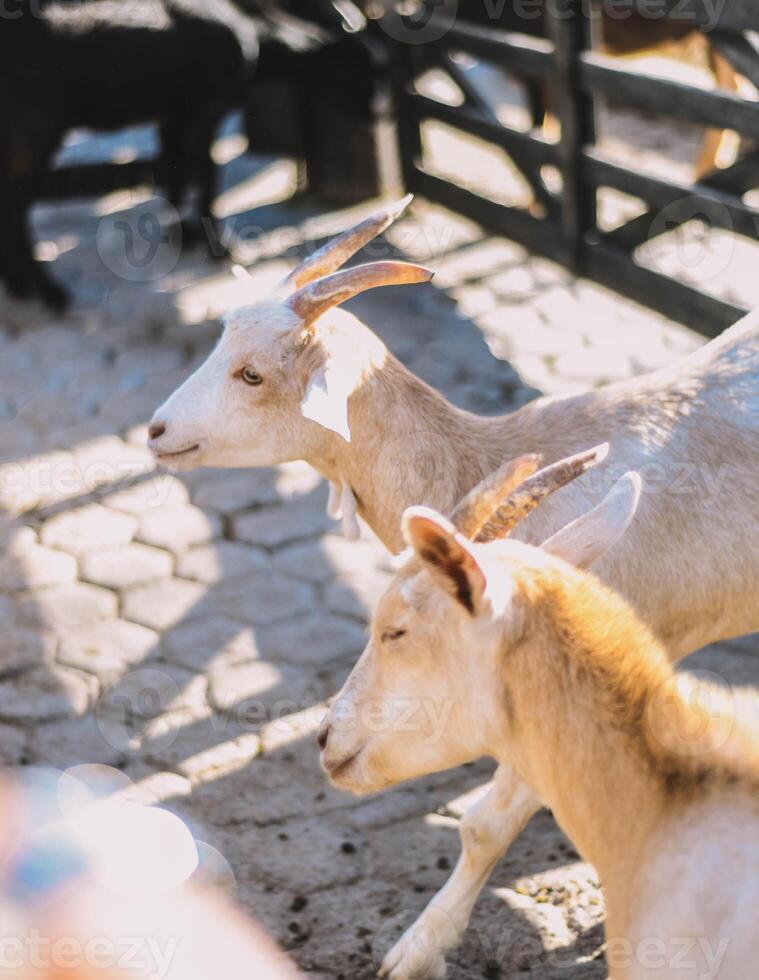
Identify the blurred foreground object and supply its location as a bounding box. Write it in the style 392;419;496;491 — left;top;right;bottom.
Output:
0;766;301;979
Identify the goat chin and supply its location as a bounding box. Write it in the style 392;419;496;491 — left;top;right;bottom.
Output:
154;449;204;471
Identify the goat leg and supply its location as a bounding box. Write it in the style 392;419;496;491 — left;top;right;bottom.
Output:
379;766;541;979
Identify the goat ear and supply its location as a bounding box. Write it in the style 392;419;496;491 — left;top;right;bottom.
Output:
541;472;642;570
402;506;486;615
300;362;352;442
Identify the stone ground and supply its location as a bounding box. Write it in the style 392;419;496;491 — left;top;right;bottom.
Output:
2;77;759;979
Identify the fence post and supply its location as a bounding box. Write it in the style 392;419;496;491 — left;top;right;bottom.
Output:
546;0;596;272
389;39;424;194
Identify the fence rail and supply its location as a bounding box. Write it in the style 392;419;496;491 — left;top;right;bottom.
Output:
393;0;759;336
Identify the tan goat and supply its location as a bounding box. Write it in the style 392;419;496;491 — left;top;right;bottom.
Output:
319;454;759;979
149;198;759;976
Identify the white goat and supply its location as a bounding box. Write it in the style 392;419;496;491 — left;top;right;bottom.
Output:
150;198;759;977
319;455;759;980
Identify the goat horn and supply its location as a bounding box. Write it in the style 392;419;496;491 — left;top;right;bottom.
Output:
287;261;434;325
283;195;414;291
451;454;542;538
475;443;610;543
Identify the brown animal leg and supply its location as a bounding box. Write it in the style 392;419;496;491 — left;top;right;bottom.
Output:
695;49;740;179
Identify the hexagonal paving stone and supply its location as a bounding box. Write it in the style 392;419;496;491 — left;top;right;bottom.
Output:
0;523;36;554
162;615;261;673
0;664;96;721
73;437;154;493
325;568;392;622
1;624;57;675
0;595;14;626
98;663;207;720
56;618;158;676
0;449;77;513
206;572;317;627
273;533;390;584
28;712;132;768
125;769;192;806
151;725;262;784
41;503;137;555
121;577;206;631
0;544;77;591
257;613;366;667
175;540;268;585
233;500;335;549
134;706;220;767
0;722;27;766
0;426;42;466
270;538;337;584
115;343;187;378
92;666;211;762
191;470;281;514
208;660;323;725
258;702;326;756
81;542;174;590
101;473;189;514
16;582;118;630
137;504;223;554
274;460;326;500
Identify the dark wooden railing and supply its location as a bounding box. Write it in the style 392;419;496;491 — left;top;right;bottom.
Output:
391;0;759;336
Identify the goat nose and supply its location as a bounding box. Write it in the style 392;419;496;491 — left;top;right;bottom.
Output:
317;723;329;751
149;421;166;440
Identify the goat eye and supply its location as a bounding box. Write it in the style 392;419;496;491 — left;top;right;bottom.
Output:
241;368;263;386
382;628;407;643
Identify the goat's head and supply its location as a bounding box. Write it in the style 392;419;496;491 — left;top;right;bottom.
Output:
148;196;431;469
318;446;642;794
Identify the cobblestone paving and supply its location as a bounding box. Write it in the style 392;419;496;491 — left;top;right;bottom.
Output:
1;140;758;978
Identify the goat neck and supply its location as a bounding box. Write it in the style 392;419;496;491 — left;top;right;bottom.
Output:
305;344;531;553
495;562;676;903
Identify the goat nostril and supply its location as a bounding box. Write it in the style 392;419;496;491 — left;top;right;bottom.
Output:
149;422;166;441
317;726;329;751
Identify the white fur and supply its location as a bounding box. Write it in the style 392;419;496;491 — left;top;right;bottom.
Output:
301;363;352;443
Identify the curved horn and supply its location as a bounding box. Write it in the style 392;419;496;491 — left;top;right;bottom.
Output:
287;261;434;325
475;443;610;543
283;195;414;291
451;454;542;538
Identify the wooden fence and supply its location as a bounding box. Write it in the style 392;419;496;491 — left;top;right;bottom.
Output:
390;0;759;336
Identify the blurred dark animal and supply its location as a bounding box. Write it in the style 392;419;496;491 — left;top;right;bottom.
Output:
0;0;258;311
